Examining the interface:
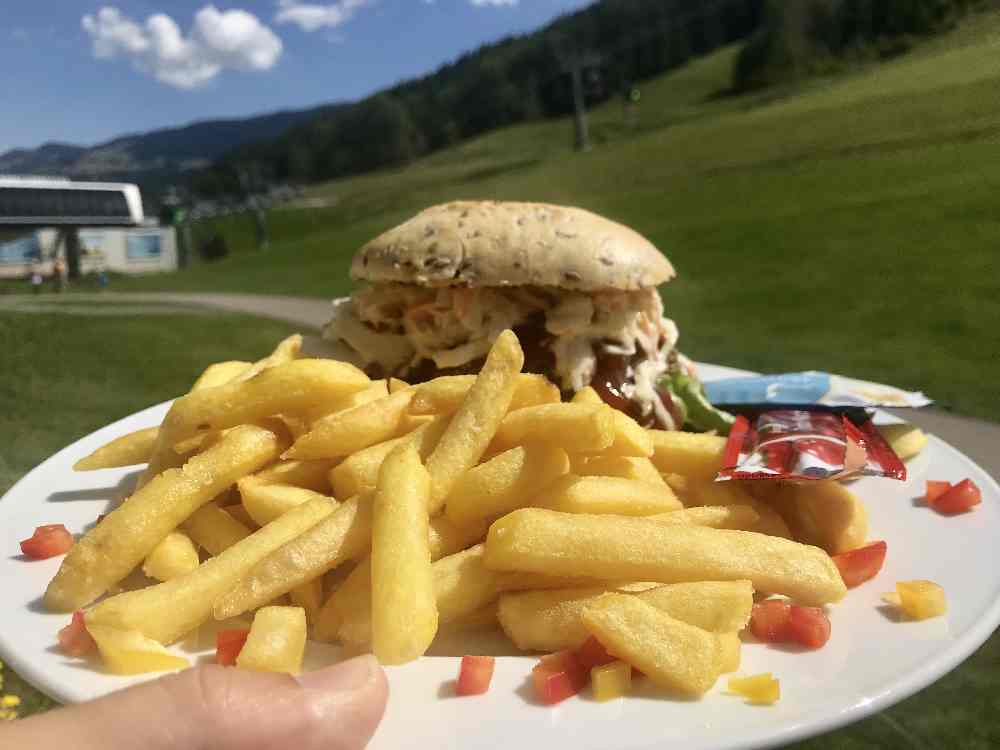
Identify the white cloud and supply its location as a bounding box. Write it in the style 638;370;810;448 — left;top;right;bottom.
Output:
81;6;283;89
470;0;518;6
275;0;374;32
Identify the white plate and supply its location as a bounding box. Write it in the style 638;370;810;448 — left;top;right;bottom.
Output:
2;363;999;750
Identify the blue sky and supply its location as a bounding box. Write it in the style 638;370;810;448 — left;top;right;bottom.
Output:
0;0;593;154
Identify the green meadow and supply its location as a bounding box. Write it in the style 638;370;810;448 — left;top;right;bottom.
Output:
108;13;1000;421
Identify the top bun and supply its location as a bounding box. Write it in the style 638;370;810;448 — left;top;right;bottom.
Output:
350;201;675;291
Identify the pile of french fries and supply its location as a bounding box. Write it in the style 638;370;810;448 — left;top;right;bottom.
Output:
54;329;877;697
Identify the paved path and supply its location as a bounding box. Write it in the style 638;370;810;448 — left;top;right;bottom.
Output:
2;291;997;479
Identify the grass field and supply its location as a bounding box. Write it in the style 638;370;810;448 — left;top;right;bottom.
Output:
92;12;1000;422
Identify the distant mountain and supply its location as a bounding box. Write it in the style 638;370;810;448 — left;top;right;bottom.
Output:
0;104;344;190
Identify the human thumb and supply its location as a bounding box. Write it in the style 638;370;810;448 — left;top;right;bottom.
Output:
3;654;388;750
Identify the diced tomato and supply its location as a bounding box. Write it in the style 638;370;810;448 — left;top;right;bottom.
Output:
785;606;831;649
532;650;587;705
832;540;887;588
456;655;495;696
931;478;982;515
749;599;791;642
925;480;951;505
574;636;616;671
57;610;96;657
20;524;74;559
215;628;250;666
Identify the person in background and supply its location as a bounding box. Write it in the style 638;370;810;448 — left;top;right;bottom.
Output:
31;267;43;295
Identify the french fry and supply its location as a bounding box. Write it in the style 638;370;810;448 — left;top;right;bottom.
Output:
284;389;415;460
224;503;258;530
190;360;253;390
647;430;727;479
237;606;307;674
232;334;303;383
878;423;928;460
717;632;741;674
441;602;499;630
410;374;559;416
46;424;286;612
434;544;508;624
768;481;869;555
86;623;189;675
142;532;200;582
581;594;722;696
635;580;754;633
183;504;252;556
74;426;160;471
329;416;450;499
316;514;487;644
539;475;681;516
238;478;336;527
444;443;570;527
492;403;613;455
163;359;369;443
595;407;654;458
496;580;753;652
371;444;437;664
426;330;524;513
570;386;603;406
389;377;410;393
574;455;665;486
254;459;338;493
649;505;761;531
85;497;334;644
684;480;792;539
497;585;625;651
484;508;846;606
214;494;373;619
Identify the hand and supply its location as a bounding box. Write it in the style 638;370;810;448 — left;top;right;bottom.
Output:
2;654;388;750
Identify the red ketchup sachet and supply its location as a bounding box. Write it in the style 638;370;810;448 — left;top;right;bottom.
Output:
717;407;906;482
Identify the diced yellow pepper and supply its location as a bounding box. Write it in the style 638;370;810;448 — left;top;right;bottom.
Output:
892;580;947;620
591;660;632;702
237;606;307;674
728;673;780;705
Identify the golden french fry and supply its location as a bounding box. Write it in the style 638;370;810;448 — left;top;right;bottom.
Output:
575;455;665;486
497;585;625;651
595;407;654;458
254;459;338;492
237;606;307;674
444;443;570;527
426;331;524;512
636;580;754;633
224;503;258;530
717;632;741;674
142;532;200;582
371;444;437;664
768;481;869;554
492;403;613;455
647;430;727;479
86;623;189;675
233;334;303;384
214;494;373;619
163;359;369;443
684;480;791;539
74;426;160;471
183;504;252;556
571;386;602;406
85;498;334;644
539;475;681;516
484;508;846;606
433;544;508;624
878;423;928;460
650;505;761;531
581;593;722;696
191;360;253;391
46;425;286;612
389;378;410;393
411;374;559;416
238;478;336;527
329;416;450;499
317;515;487;644
285;389;415;460
442;602;499;630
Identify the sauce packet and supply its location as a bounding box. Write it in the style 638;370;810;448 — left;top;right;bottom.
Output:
717;407;906;482
703;371;931;409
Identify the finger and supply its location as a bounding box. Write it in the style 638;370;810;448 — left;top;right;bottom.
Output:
4;654;387;750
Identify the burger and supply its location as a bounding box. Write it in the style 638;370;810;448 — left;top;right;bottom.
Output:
322;201;731;432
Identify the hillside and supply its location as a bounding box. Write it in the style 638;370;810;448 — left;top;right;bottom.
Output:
93;11;1000;421
0;104;341;189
